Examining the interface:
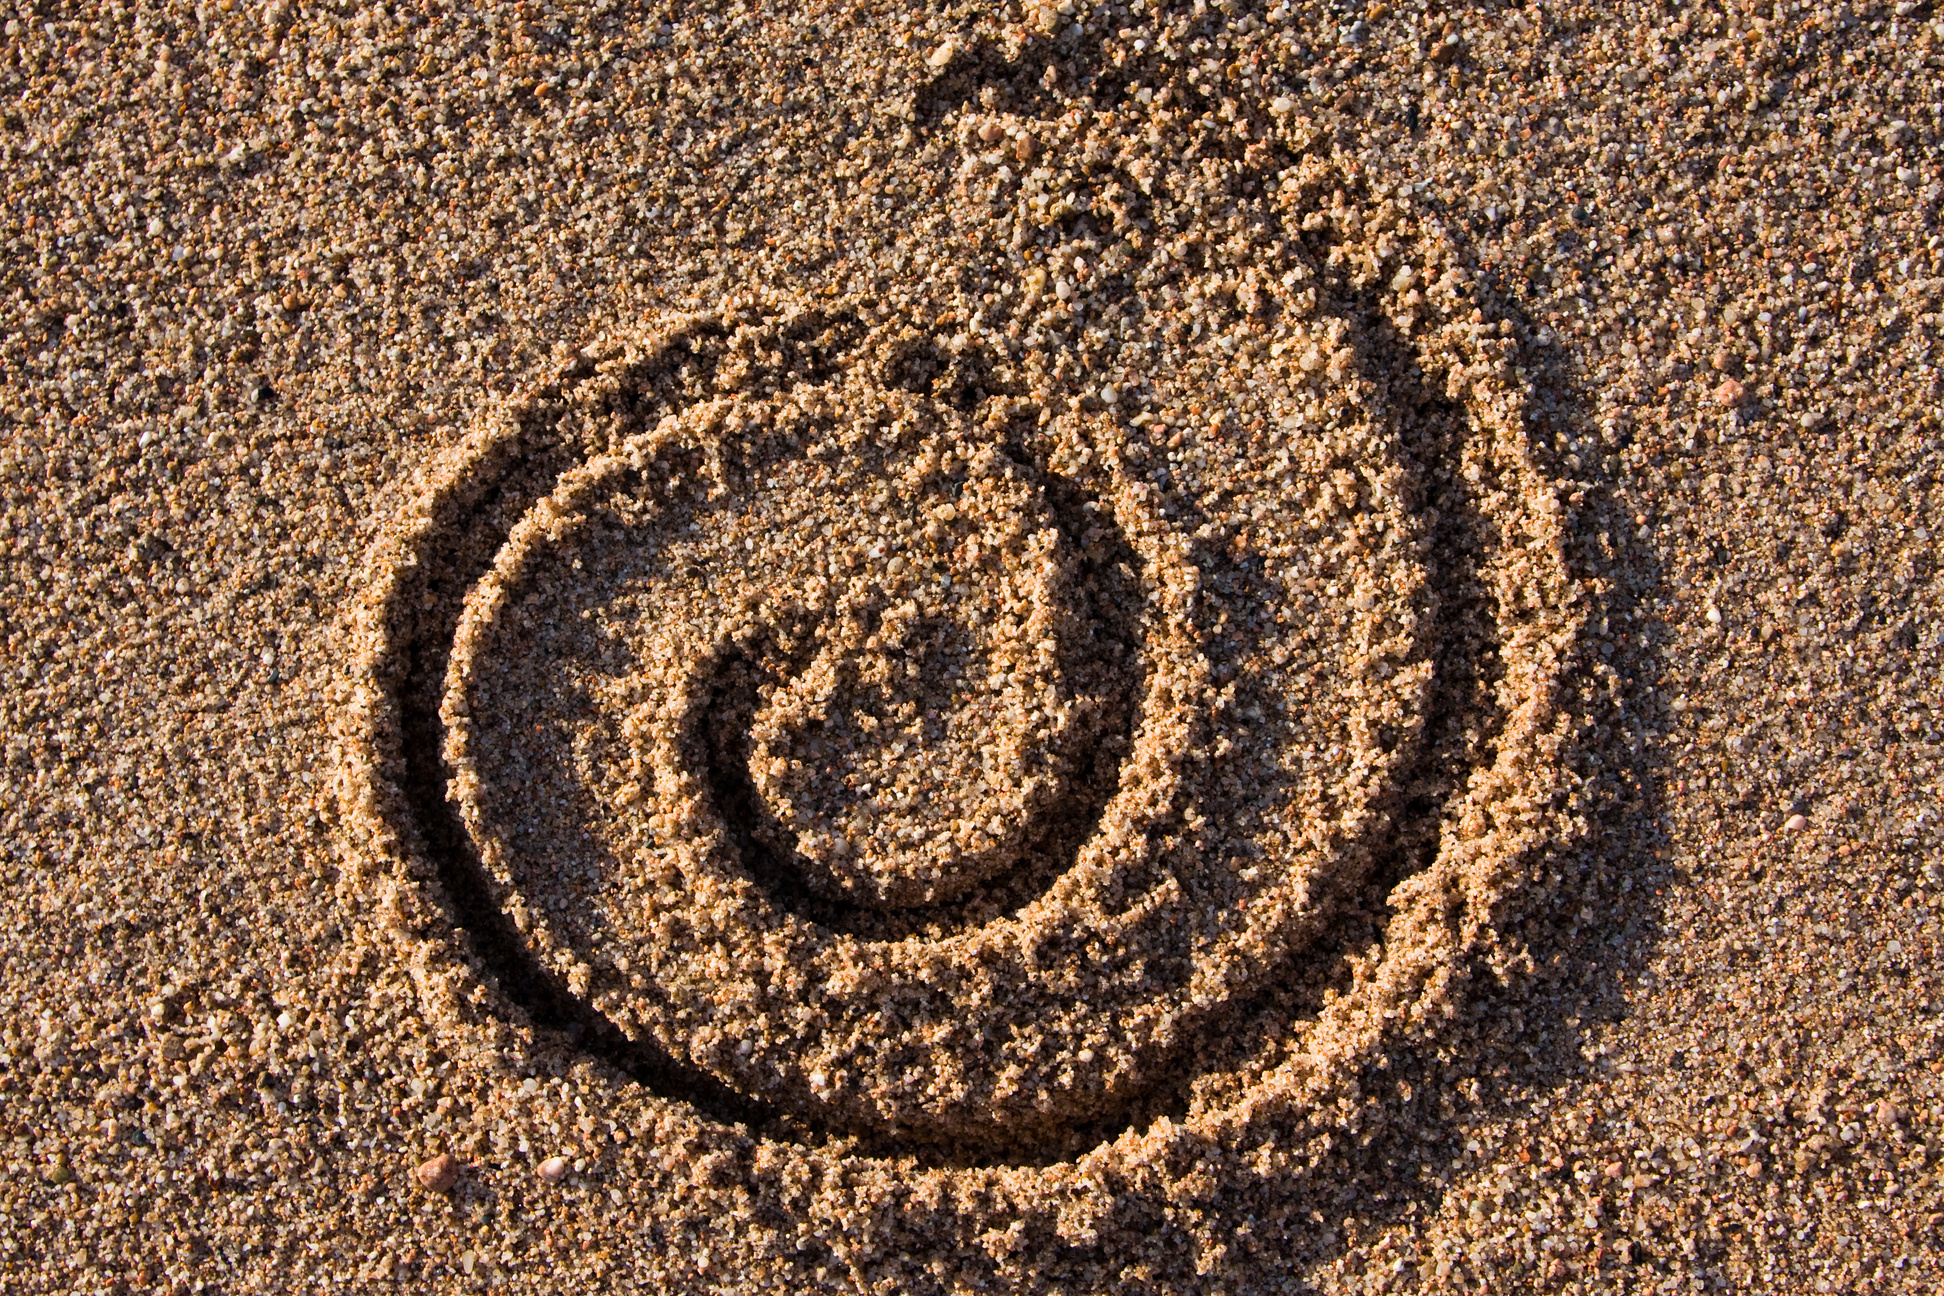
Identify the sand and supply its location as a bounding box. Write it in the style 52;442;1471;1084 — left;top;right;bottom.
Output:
3;1;1941;1292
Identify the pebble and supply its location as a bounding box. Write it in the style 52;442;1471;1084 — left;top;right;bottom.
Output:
1784;814;1810;834
538;1156;570;1184
414;1154;459;1193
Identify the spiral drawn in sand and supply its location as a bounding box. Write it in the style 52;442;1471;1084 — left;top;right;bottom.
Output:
335;158;1582;1186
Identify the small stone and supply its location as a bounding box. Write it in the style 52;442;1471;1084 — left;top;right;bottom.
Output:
1014;133;1037;164
926;40;957;69
538;1155;570;1184
415;1152;460;1192
1714;377;1746;408
978;121;1005;144
1784;813;1808;833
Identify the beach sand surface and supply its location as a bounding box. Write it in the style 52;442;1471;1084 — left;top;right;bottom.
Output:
3;1;1942;1291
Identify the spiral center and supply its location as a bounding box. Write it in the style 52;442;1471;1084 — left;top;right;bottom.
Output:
741;463;1091;910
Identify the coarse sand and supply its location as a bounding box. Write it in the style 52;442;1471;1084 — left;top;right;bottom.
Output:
3;1;1943;1292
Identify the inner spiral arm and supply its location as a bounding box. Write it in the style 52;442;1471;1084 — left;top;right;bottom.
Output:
439;390;1437;1155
